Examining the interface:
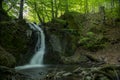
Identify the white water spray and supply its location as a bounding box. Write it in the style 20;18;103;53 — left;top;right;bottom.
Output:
29;23;45;65
15;23;45;69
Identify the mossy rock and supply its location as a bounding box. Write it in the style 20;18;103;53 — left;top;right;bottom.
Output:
0;46;16;67
0;9;10;21
0;20;31;65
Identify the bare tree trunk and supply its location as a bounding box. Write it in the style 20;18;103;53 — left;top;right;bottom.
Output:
118;0;120;16
99;6;106;24
54;0;57;18
19;0;24;20
51;0;54;20
65;0;69;12
41;1;45;23
0;0;9;21
34;2;43;24
44;7;50;21
7;0;18;12
36;11;43;24
110;0;114;12
0;0;3;10
84;0;88;14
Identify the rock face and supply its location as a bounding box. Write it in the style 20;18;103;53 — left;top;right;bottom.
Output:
44;11;120;64
0;46;16;67
0;20;34;66
0;66;32;80
44;13;82;64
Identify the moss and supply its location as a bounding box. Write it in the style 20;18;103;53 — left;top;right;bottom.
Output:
0;20;30;65
0;46;16;67
45;11;120;64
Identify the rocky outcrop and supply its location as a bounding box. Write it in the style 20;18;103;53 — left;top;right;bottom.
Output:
0;20;34;66
44;13;81;64
44;65;120;80
0;46;16;67
0;66;32;80
44;11;120;64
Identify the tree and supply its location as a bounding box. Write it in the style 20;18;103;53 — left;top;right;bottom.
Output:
51;0;55;20
118;0;120;16
34;1;43;24
6;0;18;12
0;0;3;11
65;0;69;12
19;0;24;20
84;0;88;13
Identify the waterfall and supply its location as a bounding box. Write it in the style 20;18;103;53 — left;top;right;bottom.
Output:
29;23;45;65
15;23;45;69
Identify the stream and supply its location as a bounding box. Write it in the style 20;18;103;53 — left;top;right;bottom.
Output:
14;23;87;80
16;65;79;80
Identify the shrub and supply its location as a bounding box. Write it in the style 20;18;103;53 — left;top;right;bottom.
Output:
79;31;107;51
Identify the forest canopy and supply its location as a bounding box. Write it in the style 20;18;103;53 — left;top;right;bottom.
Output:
2;0;120;23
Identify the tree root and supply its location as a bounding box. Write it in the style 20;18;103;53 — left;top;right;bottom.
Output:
83;65;120;80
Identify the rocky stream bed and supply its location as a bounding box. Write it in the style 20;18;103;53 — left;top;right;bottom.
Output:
1;63;120;80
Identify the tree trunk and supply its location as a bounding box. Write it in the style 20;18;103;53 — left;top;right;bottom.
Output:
19;0;24;20
7;0;18;12
55;0;57;18
65;0;69;12
99;6;106;24
51;0;54;20
84;0;88;14
34;2;43;24
0;0;3;10
118;0;120;16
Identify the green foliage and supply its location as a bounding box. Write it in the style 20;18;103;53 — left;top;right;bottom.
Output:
0;46;16;67
0;21;29;54
2;0;120;22
79;32;107;51
3;0;19;18
52;18;67;25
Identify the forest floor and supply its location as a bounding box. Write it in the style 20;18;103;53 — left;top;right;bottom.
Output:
60;13;120;64
91;42;120;64
76;18;120;65
46;12;120;65
90;23;120;64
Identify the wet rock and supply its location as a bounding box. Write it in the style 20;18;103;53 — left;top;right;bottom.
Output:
0;21;33;65
0;46;16;67
0;66;32;80
45;73;55;80
55;71;66;77
51;71;66;80
73;67;82;73
62;72;72;77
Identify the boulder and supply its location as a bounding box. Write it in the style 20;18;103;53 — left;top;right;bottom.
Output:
0;66;32;80
62;72;72;77
0;46;16;67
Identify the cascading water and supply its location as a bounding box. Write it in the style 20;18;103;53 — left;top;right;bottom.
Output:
15;23;45;69
29;23;45;65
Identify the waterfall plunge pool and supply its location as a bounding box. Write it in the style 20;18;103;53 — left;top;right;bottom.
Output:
15;64;79;80
15;23;79;80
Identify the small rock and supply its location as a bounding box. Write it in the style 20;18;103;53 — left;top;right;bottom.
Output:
0;46;16;67
56;71;66;76
73;67;82;73
118;59;120;62
39;72;44;75
62;72;72;77
86;76;91;80
54;71;66;79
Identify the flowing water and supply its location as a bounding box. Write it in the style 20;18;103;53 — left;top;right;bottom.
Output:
15;23;45;69
15;23;79;80
29;23;45;65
